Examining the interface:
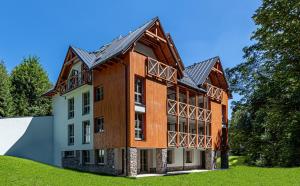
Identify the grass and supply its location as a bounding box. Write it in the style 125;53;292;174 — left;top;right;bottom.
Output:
1;156;300;186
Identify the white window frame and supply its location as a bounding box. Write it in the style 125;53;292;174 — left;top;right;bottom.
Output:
68;124;74;146
68;98;74;119
82;121;91;144
134;77;144;105
96;149;105;165
82;91;90;115
135;112;144;140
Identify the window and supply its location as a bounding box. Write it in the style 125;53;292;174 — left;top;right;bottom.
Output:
68;124;74;145
186;150;193;163
167;150;173;164
95;117;104;133
95;86;104;101
135;112;144;140
134;77;144;105
82;121;90;144
68;98;74;119
96;149;105;164
82;150;90;164
64;151;75;158
82;92;90;115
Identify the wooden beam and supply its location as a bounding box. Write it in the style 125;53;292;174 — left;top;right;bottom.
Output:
145;30;167;43
212;67;223;74
186;90;189;147
176;86;180;147
195;95;199;147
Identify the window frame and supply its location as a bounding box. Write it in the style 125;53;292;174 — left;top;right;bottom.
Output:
185;150;193;163
82;120;91;144
68;124;74;146
134;76;144;105
64;151;75;158
135;112;145;140
68;98;74;119
82;91;90;115
95;85;104;102
167;149;174;164
82;150;91;164
94;117;104;133
96;149;105;165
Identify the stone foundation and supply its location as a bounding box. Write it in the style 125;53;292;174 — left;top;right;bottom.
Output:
205;150;216;170
62;149;119;175
156;148;167;174
127;148;137;177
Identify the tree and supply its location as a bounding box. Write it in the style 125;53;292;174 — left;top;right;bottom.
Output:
0;61;13;117
227;0;300;167
10;56;52;116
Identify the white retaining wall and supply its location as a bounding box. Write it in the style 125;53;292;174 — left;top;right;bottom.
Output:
0;116;53;165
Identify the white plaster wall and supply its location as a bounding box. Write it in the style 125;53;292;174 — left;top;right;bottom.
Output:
53;84;93;166
167;148;202;168
0;116;53;165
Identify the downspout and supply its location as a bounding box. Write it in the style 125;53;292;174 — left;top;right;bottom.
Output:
121;60;128;176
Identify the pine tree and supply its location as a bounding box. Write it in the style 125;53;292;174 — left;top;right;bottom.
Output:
0;61;13;117
10;56;52;116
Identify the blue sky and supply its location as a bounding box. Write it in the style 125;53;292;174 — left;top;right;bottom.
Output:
0;0;261;117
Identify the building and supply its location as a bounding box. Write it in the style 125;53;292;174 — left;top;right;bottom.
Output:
44;17;230;176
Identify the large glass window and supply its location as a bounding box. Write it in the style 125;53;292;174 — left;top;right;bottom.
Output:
82;150;90;164
134;77;144;105
68;124;74;145
68;98;74;119
82;91;90;115
186;150;193;163
135;112;144;140
82;121;91;144
95;117;104;133
96;149;105;164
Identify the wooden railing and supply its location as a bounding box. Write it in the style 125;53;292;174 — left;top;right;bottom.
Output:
167;99;211;122
206;83;222;101
167;131;212;149
58;70;92;95
168;131;177;147
147;57;177;83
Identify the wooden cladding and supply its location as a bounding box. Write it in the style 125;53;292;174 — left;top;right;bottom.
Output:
58;70;92;95
167;99;212;123
147;57;177;83
168;131;212;149
206;83;223;102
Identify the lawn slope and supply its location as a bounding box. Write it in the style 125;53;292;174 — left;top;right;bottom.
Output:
0;156;299;186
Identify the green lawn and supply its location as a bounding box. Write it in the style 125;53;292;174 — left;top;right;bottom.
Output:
1;156;299;186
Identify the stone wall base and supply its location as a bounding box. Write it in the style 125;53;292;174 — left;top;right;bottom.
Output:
167;165;201;172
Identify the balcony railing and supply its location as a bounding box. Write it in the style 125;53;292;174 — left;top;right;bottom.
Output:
168;131;212;149
58;70;92;95
167;99;212;122
206;83;222;101
147;57;177;83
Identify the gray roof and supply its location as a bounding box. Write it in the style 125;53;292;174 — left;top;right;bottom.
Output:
70;17;158;69
184;56;220;86
178;72;206;92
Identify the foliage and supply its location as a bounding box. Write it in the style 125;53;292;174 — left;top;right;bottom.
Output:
10;56;52;116
1;156;300;186
227;0;300;167
0;61;13;117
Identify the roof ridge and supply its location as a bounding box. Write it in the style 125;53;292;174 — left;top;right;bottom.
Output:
186;56;219;69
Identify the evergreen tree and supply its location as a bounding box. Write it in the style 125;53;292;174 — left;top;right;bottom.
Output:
0;61;13;117
10;56;52;116
227;0;300;167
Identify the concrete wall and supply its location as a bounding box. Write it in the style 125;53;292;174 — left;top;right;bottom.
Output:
167;148;202;168
52;83;94;166
0;116;53;165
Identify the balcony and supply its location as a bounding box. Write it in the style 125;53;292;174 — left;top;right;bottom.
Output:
206;83;222;101
167;99;212;122
168;131;212;149
58;70;92;95
147;57;177;83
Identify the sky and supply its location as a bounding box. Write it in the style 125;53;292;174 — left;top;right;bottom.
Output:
0;0;261;118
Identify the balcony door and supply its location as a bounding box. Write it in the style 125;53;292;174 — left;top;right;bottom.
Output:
140;150;148;173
